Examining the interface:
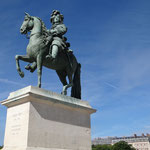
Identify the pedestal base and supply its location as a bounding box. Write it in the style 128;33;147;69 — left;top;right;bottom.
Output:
1;86;96;150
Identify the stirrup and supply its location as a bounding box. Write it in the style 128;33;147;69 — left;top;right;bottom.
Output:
46;54;52;59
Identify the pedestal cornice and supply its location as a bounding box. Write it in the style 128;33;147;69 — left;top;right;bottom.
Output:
1;86;96;114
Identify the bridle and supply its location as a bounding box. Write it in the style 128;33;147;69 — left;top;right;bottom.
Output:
24;17;41;39
23;16;33;39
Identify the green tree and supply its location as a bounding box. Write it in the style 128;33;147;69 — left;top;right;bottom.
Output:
92;144;112;150
0;145;3;149
112;141;136;150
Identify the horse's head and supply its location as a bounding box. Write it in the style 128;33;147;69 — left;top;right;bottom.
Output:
20;12;34;34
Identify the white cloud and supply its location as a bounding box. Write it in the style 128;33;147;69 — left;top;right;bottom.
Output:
0;78;25;86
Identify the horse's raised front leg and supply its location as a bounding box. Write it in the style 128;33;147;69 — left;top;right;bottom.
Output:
15;55;33;78
25;62;37;73
37;54;43;88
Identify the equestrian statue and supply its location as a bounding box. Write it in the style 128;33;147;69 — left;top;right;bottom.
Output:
15;10;81;99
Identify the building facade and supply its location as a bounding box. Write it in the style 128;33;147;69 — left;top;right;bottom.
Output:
92;134;150;150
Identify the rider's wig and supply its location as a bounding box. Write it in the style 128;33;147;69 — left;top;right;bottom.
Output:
50;10;64;24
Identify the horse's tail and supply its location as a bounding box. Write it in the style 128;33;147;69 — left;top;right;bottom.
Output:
71;63;81;99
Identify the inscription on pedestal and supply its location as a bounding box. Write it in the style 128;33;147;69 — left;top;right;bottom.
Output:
10;113;22;135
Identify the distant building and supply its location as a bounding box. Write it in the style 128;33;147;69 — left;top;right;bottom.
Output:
92;133;150;150
92;137;115;145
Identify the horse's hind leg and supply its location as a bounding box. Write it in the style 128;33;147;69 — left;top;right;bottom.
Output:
65;65;74;89
37;54;44;88
63;72;73;93
15;55;33;78
56;70;68;95
58;66;73;95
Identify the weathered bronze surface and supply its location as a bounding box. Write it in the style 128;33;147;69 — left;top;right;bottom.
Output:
15;11;81;99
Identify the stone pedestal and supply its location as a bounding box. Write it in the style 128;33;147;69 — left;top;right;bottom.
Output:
1;86;96;150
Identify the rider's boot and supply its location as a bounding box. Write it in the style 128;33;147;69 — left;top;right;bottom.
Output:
46;45;58;61
46;54;55;63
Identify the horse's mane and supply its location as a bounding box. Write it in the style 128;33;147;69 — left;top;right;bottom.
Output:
35;16;48;37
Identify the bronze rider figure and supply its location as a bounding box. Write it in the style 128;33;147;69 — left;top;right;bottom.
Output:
45;10;68;60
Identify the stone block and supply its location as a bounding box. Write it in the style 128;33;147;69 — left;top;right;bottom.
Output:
1;86;96;150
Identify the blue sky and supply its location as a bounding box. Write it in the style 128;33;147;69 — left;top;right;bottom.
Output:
1;0;150;145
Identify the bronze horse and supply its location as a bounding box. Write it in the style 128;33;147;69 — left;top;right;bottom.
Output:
15;13;81;99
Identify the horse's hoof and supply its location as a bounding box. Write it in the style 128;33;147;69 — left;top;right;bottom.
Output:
61;91;67;95
25;65;30;70
30;69;34;73
19;72;24;78
37;84;41;88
